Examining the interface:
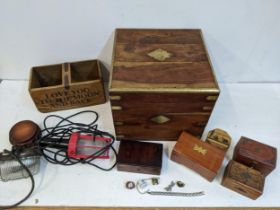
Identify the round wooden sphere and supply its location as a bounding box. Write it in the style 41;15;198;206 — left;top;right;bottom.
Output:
9;120;41;146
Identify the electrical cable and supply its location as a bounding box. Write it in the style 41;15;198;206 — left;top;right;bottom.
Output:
0;150;35;210
37;110;117;170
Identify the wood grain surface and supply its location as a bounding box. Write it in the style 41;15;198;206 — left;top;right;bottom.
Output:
111;29;218;90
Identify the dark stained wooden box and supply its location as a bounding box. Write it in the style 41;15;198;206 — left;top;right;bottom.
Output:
109;29;220;140
117;140;163;175
222;160;264;200
233;136;277;177
29;59;106;112
171;131;225;182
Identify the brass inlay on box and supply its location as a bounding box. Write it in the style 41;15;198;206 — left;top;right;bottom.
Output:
150;115;171;124
206;96;218;101
112;106;122;111
193;144;207;155
110;95;122;100
147;48;172;61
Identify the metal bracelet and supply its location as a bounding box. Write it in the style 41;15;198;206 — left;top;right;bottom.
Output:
147;191;205;197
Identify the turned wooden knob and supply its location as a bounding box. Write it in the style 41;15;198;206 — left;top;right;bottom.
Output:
9;120;41;146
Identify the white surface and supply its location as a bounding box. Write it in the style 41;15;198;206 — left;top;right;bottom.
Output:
0;80;280;207
1;0;280;82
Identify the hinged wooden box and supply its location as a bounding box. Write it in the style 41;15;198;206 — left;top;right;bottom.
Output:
109;29;219;140
233;136;277;176
29;59;106;112
171;131;225;181
117;140;163;175
222;160;264;200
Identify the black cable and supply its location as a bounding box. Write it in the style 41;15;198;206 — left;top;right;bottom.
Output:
37;110;117;170
0;150;35;210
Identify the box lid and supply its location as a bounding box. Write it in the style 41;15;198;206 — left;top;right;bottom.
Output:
109;29;219;93
117;140;163;168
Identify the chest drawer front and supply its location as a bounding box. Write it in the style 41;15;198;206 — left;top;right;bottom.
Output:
114;113;210;140
110;92;218;114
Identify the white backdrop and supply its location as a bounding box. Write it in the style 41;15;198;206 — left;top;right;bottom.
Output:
0;0;280;82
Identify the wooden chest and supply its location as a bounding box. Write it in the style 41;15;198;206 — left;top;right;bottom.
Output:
171;131;225;181
222;160;264;200
29;59;106;112
109;29;219;140
117;140;163;175
233;136;277;177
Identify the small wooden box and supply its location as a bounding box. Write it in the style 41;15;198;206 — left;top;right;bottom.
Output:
109;29;220;140
29;59;106;112
206;128;231;151
222;160;265;200
117;140;163;175
171;131;225;181
233;136;277;177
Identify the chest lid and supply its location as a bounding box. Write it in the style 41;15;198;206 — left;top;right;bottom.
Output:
109;29;219;93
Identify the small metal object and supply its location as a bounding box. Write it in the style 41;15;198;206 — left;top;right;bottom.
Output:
176;181;185;188
138;179;149;190
125;181;135;189
147;191;205;197
0;147;40;181
151;177;159;185
164;181;175;192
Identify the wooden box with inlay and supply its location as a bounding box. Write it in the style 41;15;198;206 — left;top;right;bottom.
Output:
171;131;225;181
222;160;265;200
29;59;106;112
109;29;220;140
233;136;277;177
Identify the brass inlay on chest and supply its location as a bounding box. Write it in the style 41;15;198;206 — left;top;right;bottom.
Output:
110;95;121;100
111;106;122;111
193;144;207;155
206;96;218;101
150;115;171;124
147;48;172;61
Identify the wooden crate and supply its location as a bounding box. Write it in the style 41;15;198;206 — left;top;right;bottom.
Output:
29;59;106;112
109;29;219;140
